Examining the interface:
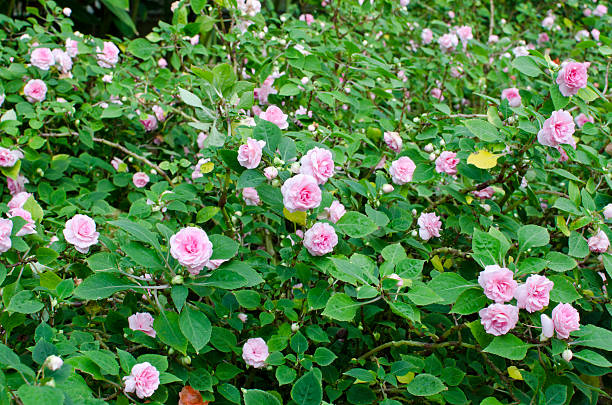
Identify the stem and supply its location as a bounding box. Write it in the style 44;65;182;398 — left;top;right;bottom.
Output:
488;0;495;38
358;340;475;361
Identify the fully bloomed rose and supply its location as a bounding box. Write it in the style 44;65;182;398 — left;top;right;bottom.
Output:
8;192;31;209
501;88;521;107
7;175;28;195
588;230;609;253
300;147;335;184
514;274;554;313
97;41;120;68
389;156;416;185
478;265;517;303
384;132;402;153
479;303;519;336
52;49;72;74
140;114;158;132
24;79;47;103
123;362;160;399
574;113;594;128
303;222;338;256
551;303;580;339
237;0;261;16
63;214;99;253
30;48;55;70
435;151;459;175
237;138;266;169
325;200;346;224
260;105;289;129
65;38;79;57
0;148;22;167
242;338;269;368
556;61;589;97
281;174;321;212
421;28;433;44
132;172;150;188
0;219;13;253
8;208;36;236
438;33;458;52
170;227;213;275
537;110;575;148
128;312;156;337
242;187;260;206
593;5;607;17
456;26;473;47
299;13;315;25
417;212;442;241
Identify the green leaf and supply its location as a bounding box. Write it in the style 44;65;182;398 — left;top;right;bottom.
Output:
313;347;337;366
17;386;64;405
472;229;501;267
154;311;188;354
35;247;59;265
321;293;358;321
127;38;157;59
451;288;488;315
82;350;119;376
549;275;581;302
276;365;297;385
407;285;442;306
291;371;323;405
109;219;161;252
7;291;44;314
244;390;282;405
179;306;212;353
178;87;203;109
253;119;282;156
573;350;612;367
209;234;239;261
74;273;136;300
336;211;378;238
290;332;309;354
237;169;266;189
572;325;612;351
545;384;567;405
464;119;501;142
234;290;261;309
483;334;531;360
568;232;589;259
512;56;542;77
87;252;119;272
406;374;446;396
279;83;300;96
381;243;407;265
428;273;474;305
550;84;570;110
218;383;241;404
518;225;550;252
546;252;577;272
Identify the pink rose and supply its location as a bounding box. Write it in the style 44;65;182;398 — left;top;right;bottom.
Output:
170;227;213;275
556;61;589;97
421;28;433;45
63;214;99;253
30;48;55;70
430;87;444;100
588;230;609;253
514;274;554;312
281;174;321;212
389;156;416;185
488;35;499;44
7;175;28;195
65;38;79;58
242;187;260;206
384;132;403;153
591;29;600;41
8;208;36;236
538;33;550;44
473;186;494;199
152;105;166;123
325;200;346;224
128;312;156;337
501;88;522;108
593;5;607;17
456;26;473;47
52;49;72;73
603;204;612;220
97;41;120;68
551;302;580;339
478;265;517;303
541;314;554;339
238;313;248;323
205;258;227;270
197;132;208;149
254;76;277;104
537;110;575;148
133;172;150;188
303;222;338;256
542;15;555;29
0;219;13;253
418;212;442;241
242;337;269;368
24;79;47;103
300;147;335;184
192;158;210;180
140;114;158;132
299;14;315;25
435;151;459;175
8;192;31;210
123;362;160;399
574;113;594;128
237;138;266;169
157;58;168;68
438;33;458;52
479;303;519;336
190;35;200;45
264;167;278;180
260;105;288;129
0;148;22;167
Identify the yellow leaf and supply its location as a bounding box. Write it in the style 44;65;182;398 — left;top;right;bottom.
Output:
431;255;444;272
397;372;415;384
443;258;453;269
200;162;214;174
465;196;473;204
283;208;307;226
467;150;500;169
507;366;523;380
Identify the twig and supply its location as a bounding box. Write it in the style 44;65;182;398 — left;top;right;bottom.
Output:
358;340;476;361
488;0;495;38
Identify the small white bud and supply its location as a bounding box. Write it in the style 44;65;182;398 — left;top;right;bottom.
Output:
424;143;434;153
382;184;394;193
411;230;418;237
45;355;63;371
562;349;573;362
429;152;436;161
291;323;300;332
440;139;446;146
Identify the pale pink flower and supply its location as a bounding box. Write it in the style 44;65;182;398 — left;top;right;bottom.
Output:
7;175;28;195
192;158;210;180
438;33;458;52
102;73;113;83
575;30;590;42
574;113;594;128
238;313;248;323
430;87;444;100
588;230;609;253
133;172;150;188
8;208;36;236
514;274;554;312
538;33;550;44
63;214;99;253
556;61;589;97
418;212;442;241
0;148;22;167
299;14;315;26
382;184;394;193
488;35;499;44
152;105;166;123
242;187;260;206
421;28;433;44
128;313;156;337
264;167;278;180
242;338;268;368
8;192;31;210
24;79;47;103
479;304;519;336
300;147;334;184
478;265;517;303
389;156;416;185
303;222;338;256
111;157;127;171
281;174;321;212
237;138;266;169
170;227;213;275
591;29;600;41
52;49;72;73
384;132;402;153
157;58;168;68
537;110;575;148
473;186;494;199
45;355;63;371
123;362;160;399
260;105;288;129
140;115;158;132
197;132;208;149
593;5;607;17
170;1;179;11
190;35;200;45
540;314;554;339
62;7;72;16
65;38;79;57
0;219;13;253
30;48;55;70
435;151;459;175
237;0;262;17
325;200;346;224
542;15;555;29
456;26;473;47
254;76;277;104
584;8;592;17
551;303;580;339
501;88;522;107
97;41;120;68
603;204;612;220
205;259;227;270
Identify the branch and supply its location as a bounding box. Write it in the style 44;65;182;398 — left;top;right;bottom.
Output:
358;340;476;361
488;0;495;38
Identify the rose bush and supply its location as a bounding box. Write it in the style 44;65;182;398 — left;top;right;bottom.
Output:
0;0;611;404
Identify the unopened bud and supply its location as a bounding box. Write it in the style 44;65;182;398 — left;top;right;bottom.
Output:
171;275;184;285
291;323;299;332
45;355;63;371
382;184;394;193
562;349;573;362
424;143;434;153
